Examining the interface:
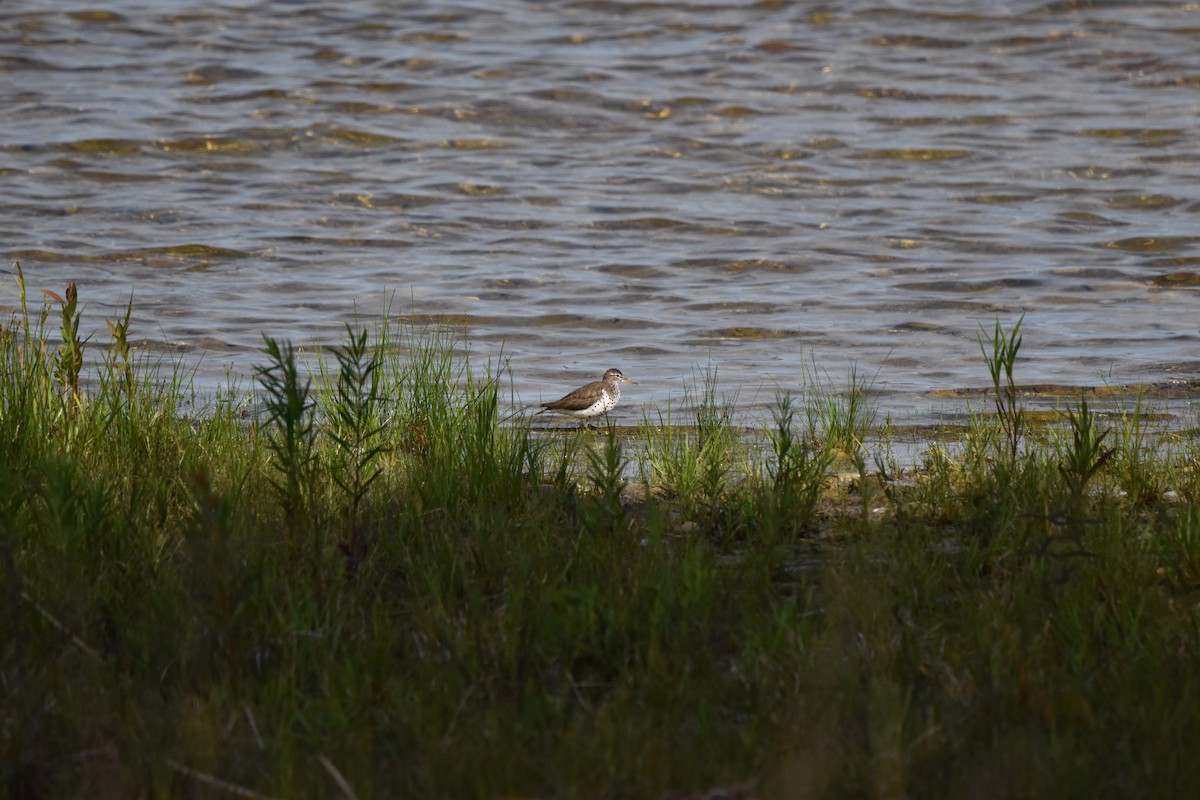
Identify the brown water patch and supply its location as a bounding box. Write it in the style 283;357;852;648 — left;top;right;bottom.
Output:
527;314;660;330
8;250;77;263
1147;256;1200;269
354;81;418;93
1106;194;1182;210
663;96;710;109
1152;272;1200;287
184;65;264;85
1058;211;1122;225
1055;267;1137;280
80;171;167;183
685;302;789;314
138;245;250;260
708;327;794;340
758;39;801;52
457;183;502;196
325;128;402;144
867;35;969;49
443;139;508;150
484;277;542;289
888;322;943;333
158;137;265;155
9;245;248;264
1063;166;1123;181
1084;128;1184;143
139;337;239;354
70;10;125;22
678;258;807;274
895;278;1042;293
334;193;439;210
994;33;1071;47
927;383;1179;402
592;217;690;231
62;139;143;155
598;264;671;279
856;148;972;161
968;193;1042;204
1106;237;1200;252
397;313;478;327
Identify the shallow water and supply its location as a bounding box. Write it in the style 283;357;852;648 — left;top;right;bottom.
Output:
3;1;1200;426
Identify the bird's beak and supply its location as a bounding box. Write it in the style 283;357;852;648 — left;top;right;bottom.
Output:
622;376;636;384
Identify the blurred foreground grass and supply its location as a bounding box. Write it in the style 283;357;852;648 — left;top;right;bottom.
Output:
3;268;1200;799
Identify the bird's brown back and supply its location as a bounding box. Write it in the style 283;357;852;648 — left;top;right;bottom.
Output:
541;379;606;411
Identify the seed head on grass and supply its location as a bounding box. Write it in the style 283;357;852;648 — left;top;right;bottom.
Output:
3;263;59;444
39;281;85;419
102;296;136;402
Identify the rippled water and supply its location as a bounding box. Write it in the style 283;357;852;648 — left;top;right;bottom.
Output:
4;1;1200;425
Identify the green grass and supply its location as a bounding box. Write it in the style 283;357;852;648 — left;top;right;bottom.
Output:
4;273;1200;798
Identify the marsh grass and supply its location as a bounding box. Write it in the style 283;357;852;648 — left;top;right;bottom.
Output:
4;281;1200;799
257;334;319;527
814;360;880;476
1053;397;1115;510
979;314;1025;465
751;391;836;540
639;365;741;530
584;420;628;529
321;323;387;527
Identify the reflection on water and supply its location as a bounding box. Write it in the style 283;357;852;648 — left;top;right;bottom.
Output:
2;1;1199;426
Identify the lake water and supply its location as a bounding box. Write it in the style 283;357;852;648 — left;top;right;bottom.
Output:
3;1;1200;428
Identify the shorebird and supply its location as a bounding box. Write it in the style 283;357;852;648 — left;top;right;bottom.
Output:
538;368;636;429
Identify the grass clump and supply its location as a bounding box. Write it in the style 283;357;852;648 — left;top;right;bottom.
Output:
979;313;1025;465
4;278;1200;799
322;322;387;526
639;365;741;536
257;334;319;527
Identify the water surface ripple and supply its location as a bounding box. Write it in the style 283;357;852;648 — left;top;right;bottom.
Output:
4;1;1200;423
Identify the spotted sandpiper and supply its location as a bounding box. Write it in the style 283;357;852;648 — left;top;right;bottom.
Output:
538;368;636;429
